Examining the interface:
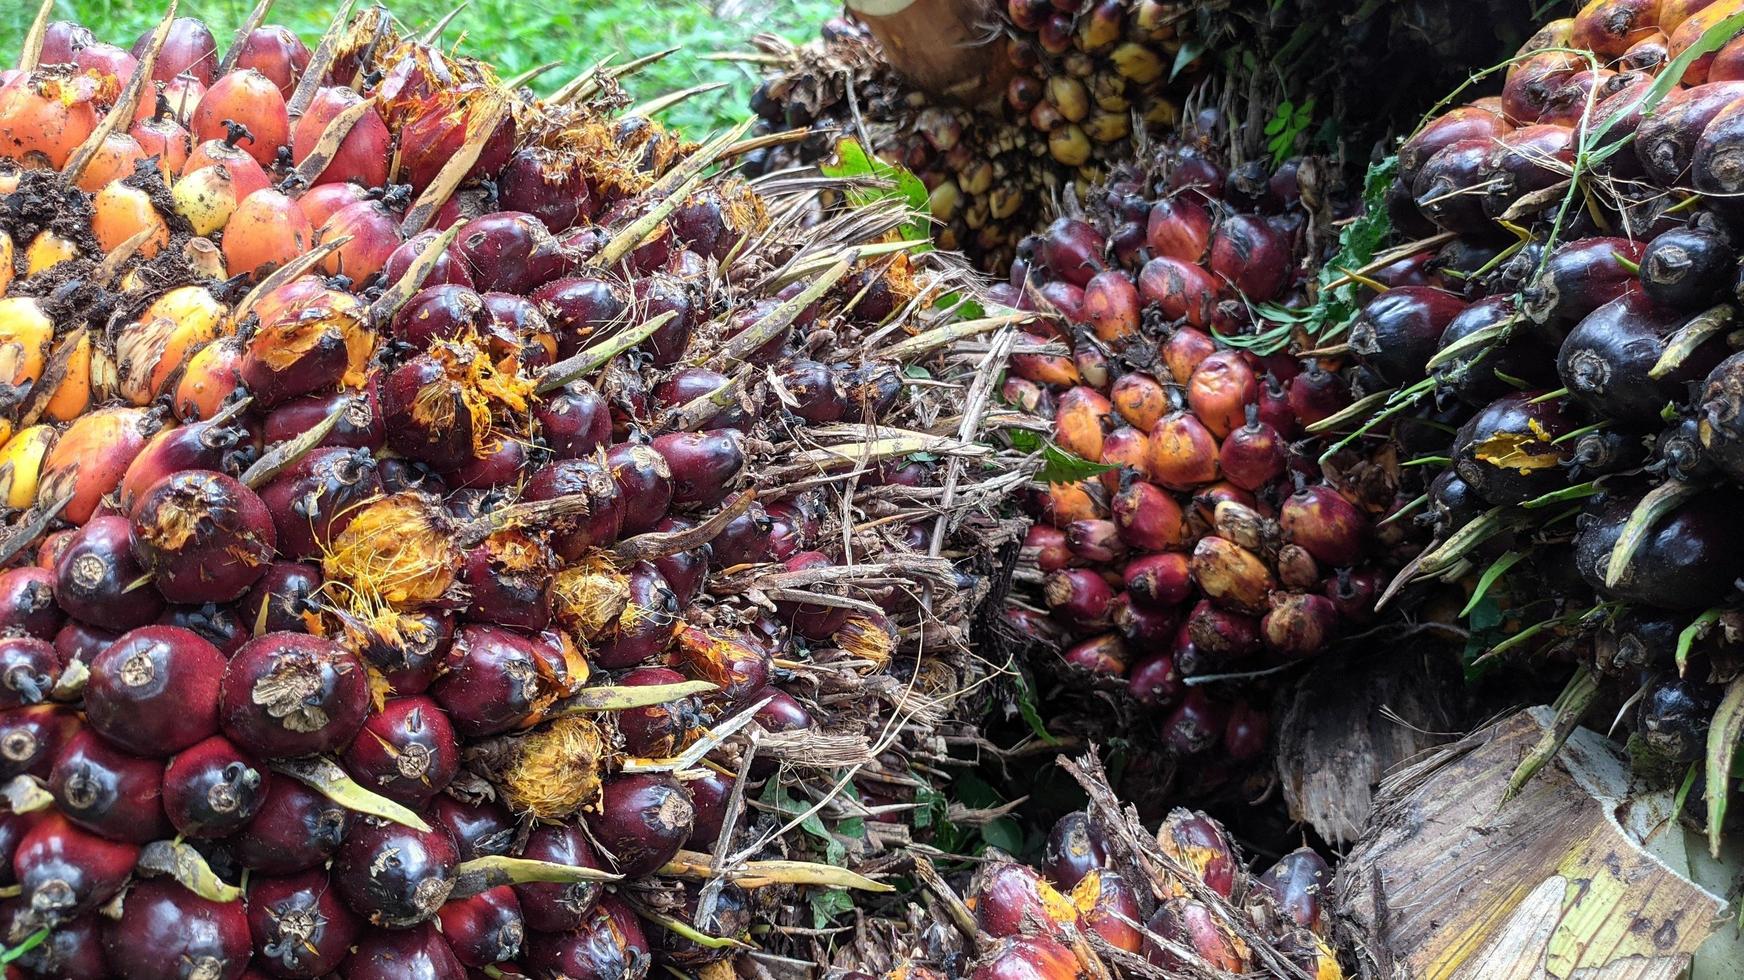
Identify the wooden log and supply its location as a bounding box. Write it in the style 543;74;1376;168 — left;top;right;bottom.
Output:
845;0;1011;107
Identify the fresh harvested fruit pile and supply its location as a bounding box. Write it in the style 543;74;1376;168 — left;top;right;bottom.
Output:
1346;0;1744;835
0;4;1017;976
988;122;1422;804
742;3;1203;272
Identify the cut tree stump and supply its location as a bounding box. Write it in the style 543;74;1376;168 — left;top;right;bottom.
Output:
845;0;1011;107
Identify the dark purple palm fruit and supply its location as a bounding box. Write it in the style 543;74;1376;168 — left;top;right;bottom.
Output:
0;567;62;640
333;817;459;928
84;625;225;756
255;446;383;560
483;291;560;369
1636;81;1744;185
378;348;490;471
1;908;108;978
1399;104;1512;185
1559;293;1729;425
264;384;386;453
1412;138;1504;235
523;895;650;980
709;502;776;568
1573;487;1744;609
1433;296;1558;407
1479;124;1577;219
52;621;119;668
531;274;629;358
537;383;613;459
654;368;747;430
1423;468;1486;541
343;923;467;979
162;735;267;838
0;637;58;710
1521;237;1650;332
1348;286;1467;386
247;868;363;978
55;516;164;630
1697;352;1744;480
842;361;906;423
647;518;708;606
778;359;852;424
157;603;250;657
1451;392;1579;506
614;666;702;758
238;562;323;635
14;813;140;924
340;696;459;809
513;822;604;933
430;625;557;737
389;284;492;350
588;773;694;877
232;774;348;875
459;530;555;631
454;211;569;295
776;551;851;640
607;442;675;536
129;470;276;603
437;886;523;968
523;457;626;559
348;609;452;695
100;878;250;980
633;274;696;367
48;728;172;843
1635;677;1717;765
383;228;474;289
1044;811;1108;891
1640;225;1736;309
496;146;592;232
652;882;754;968
0;705;80;782
429;796;515;860
686;769;733;849
219;632;369;758
1255;848;1332;934
591;563;679;669
652;429;744;510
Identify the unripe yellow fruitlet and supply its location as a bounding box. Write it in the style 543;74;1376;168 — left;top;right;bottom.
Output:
173;164;239;237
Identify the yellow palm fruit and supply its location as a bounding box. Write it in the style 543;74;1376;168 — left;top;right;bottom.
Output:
183;238;227;280
41;331;113;423
0;232;12;297
116;286;226;405
0;172;17;196
1086;111;1132;143
1143;97;1182;127
171;164;239;238
24;231;79;278
0;297;55;409
1111;42;1165;84
1049;124;1092;167
0;425;56;512
72;133;146;194
92;181;170;259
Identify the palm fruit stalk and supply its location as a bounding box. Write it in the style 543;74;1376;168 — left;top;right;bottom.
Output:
0;3;1021;975
810;751;1343;979
739;3;1207;273
1335;0;1744;853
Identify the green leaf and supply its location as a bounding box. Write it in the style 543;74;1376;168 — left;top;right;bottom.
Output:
1007;430;1117;485
1705;675;1744;857
759;779;844;864
1677;608;1724;676
808;887;855;929
1460;550;1524;618
980;816;1023;856
1011;668;1060;745
820;138;932;245
0;928;48;966
1169;39;1206;81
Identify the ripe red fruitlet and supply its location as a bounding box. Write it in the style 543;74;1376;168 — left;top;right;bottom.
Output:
1040;217;1106;286
0;638;57;710
334;818;459;928
1065;519;1126;564
1043;811;1108;889
1287;363;1350;428
84;625;224;756
1209;214;1292;301
591;562;681;666
0;705;81;782
1223;701;1270;760
1063;633;1127;675
1186;600;1262;660
129;470;275;603
1146;194;1214;262
1262;592;1341;658
290;87;391;188
432;796;515;860
459;531;555;632
318;199;406;285
972;934;1082;980
341;696;459;809
220;632;369;758
1280;484;1368;567
135;17;217;83
1043;568;1115;625
1124;552;1192;608
1636;80;1744;184
246;868;362;978
1025;524;1074;573
1139;255;1219;326
515;822;604;932
1128;650;1184;708
257;447;384;560
1145;898;1246;970
973;862;1080;938
15;813;140;922
1218;406;1288;490
55;517;163;632
232;774;348;875
588;773;694;877
384;229;475;290
604;442;675;536
101;878;249;980
231;25;311;97
49;727;171;843
1083;270;1141;343
342;923;466;980
161;734;266;839
431;625;562;737
1111;481;1184;552
192;69;287;165
437;886;523;968
523;895;649;980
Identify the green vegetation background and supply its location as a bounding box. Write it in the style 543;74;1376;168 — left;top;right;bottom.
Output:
0;0;840;134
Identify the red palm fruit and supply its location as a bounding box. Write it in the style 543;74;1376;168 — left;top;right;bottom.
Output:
232;25;311;97
1186;600;1262;660
290;87;391;188
175;336;246;420
384;229;475;290
686;769;734;849
1024;524;1074;573
466;212;573;296
0;638;57;710
1044;811;1108;889
1139;256;1219;327
377;350;488;470
1287;363;1350;428
1190;536;1275;614
155;604;249;658
1273;543;1319;590
129;470;275;603
136;72;207;128
1112;591;1179;642
1187;352;1259;439
536;385;612;461
233;774;348;875
161;734;266;838
1254;373;1298;438
1111;481;1184;552
53;622;119;670
183;127;269;198
398;85;516;194
0;705;80;781
1256;847;1332;933
130;109;192;176
40;407;161;526
247;868;362;978
524;457;625;557
1124;552;1192;607
653;430;744;509
776;551;850;640
1063;633;1128;676
1280;484;1368;567
647;518;708;606
15;813;139;923
482;292;558;367
191;69;287;165
1082;270;1140;344
513;821;604;932
1145;898;1247;970
1054;387;1111;461
257;447;383;560
431;797;514;861
588;773;694;877
134;17;217;83
1399;104;1513;183
220;633;369;758
224;189;313;279
295;181;370;230
438;887;523;968
1635;81;1744;185
1162;327;1217;385
1574;0;1662;57
55;517;164;631
119;416;252;513
431;624;580;735
709;502;775;567
0;909;111;978
348;609;452;696
390;284;491;351
49;728;171;843
1158;809;1241;896
1097;427;1150;493
334;818;459;928
265;384;386;452
1146;194;1214;262
1110;375;1168;434
1128;650;1184;708
523;895;648;979
84;625;223;756
452;438;530;493
0;70;101;169
73;42;137;84
1209;214;1292;301
460;530;555;630
341;696;459;809
1074;869;1143;952
40;21;95;62
1325;567;1383;624
1040;217;1106;286
1161;689;1227;756
1218;407;1287;491
0;568;60;641
1038;479;1106;526
318;200;405;285
1224;701;1270;760
1146;411;1220;489
973;935;1082;980
973;862;1081;938
615;667;702;758
345;924;466;979
1501;49;1582;123
1011;332;1081;387
1043;568;1115;626
497;147;594;232
102;879;249;980
1261;592;1340;657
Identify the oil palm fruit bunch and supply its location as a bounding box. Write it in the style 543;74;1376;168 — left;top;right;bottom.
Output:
0;3;1016;976
742;3;1205;273
1342;0;1744;826
991;127;1414;797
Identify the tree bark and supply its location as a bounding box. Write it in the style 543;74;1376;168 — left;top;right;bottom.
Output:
845;0;1010;107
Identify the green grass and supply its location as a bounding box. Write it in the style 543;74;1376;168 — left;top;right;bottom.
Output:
0;0;839;135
